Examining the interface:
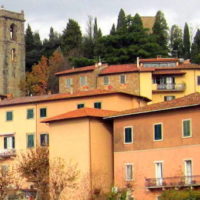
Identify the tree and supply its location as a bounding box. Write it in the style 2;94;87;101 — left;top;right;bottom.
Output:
160;189;200;200
183;23;191;59
18;147;49;200
170;25;183;57
129;13;143;32
116;9;126;32
50;158;79;200
191;29;200;63
19;56;50;96
18;147;79;200
152;10;169;55
42;27;61;58
61;19;82;55
110;24;116;35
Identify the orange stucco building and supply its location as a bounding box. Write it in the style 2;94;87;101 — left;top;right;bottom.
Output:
106;93;200;200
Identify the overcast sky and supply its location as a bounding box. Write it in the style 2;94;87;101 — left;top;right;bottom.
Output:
1;0;200;40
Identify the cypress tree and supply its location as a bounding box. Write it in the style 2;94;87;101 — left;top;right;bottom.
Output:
129;13;143;32
170;25;183;57
116;9;126;32
61;19;82;54
191;29;200;63
183;23;191;59
152;10;169;55
110;24;116;35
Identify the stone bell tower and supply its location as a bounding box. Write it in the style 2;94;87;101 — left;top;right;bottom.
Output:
0;7;25;97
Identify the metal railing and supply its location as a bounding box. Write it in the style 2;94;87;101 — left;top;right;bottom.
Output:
157;83;185;91
145;175;200;189
0;149;16;158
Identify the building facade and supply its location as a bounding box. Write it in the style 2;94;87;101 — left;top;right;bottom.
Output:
56;58;200;104
0;8;25;97
106;93;200;200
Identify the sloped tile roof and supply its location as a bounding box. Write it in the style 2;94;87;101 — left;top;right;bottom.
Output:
41;108;116;123
105;92;200;119
0;89;150;107
55;65;96;76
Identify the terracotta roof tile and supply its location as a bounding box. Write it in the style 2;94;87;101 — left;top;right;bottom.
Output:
55;65;96;76
105;92;200;119
41;108;117;123
0;89;150;107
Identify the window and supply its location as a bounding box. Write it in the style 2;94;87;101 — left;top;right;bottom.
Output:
40;108;47;118
164;96;175;101
103;76;109;85
120;75;126;84
184;160;192;184
27;134;34;148
183;120;191;137
80;76;87;86
77;104;84;109
40;134;49;146
125;164;133;181
27;109;34;119
154;124;162;141
11;49;16;61
66;78;73;88
94;102;101;109
155;161;163;186
6;111;13;121
10;24;17;40
4;136;15;149
124;127;133;143
197;76;200;85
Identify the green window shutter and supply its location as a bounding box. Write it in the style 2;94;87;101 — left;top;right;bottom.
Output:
12;136;15;148
6;111;13;121
40;108;47;117
27;109;34;119
154;124;162;140
125;128;132;143
4;137;7;149
77;104;84;109
183;120;190;137
94;102;101;109
27;134;34;148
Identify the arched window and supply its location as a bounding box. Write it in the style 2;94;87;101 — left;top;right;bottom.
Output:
10;24;17;40
11;49;16;61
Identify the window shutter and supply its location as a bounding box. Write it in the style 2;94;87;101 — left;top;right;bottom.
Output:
12;136;15;148
4;137;7;149
155;124;162;140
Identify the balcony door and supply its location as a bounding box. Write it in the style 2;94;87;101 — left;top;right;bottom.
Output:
185;160;192;184
155;162;163;186
166;77;174;89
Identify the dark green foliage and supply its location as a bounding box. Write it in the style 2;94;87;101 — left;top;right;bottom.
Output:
110;24;116;35
183;23;191;59
42;27;61;58
25;25;43;71
61;19;82;54
170;25;183;57
152;10;169;55
117;9;127;33
69;57;95;68
160;189;200;200
191;29;200;63
129;13;143;32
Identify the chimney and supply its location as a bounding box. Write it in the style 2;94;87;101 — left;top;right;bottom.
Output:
136;57;140;68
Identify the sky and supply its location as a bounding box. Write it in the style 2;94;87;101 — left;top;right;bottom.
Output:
0;0;200;40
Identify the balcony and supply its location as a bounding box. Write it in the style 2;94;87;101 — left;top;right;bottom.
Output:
0;149;16;159
145;175;200;190
153;83;186;92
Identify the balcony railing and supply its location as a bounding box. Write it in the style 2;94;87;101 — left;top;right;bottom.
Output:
0;149;16;159
145;175;200;189
156;83;185;91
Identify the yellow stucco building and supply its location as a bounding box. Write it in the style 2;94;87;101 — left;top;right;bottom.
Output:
56;57;200;104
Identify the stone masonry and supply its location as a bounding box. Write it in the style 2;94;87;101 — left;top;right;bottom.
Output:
0;8;25;97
